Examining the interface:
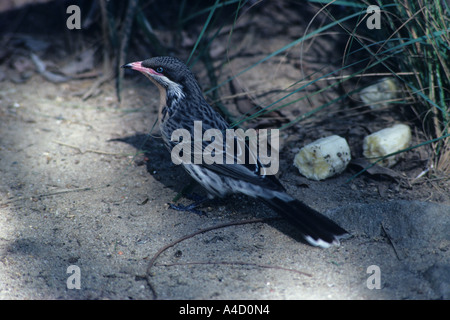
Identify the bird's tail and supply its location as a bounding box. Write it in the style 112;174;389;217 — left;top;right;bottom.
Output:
262;196;349;248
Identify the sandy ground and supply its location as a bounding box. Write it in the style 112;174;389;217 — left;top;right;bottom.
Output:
0;75;448;300
0;1;449;300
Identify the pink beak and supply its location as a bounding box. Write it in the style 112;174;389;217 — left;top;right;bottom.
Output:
122;61;162;76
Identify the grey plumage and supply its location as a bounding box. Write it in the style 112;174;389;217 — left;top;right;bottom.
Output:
123;56;349;248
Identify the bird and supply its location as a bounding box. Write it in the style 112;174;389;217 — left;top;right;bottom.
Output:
122;56;349;248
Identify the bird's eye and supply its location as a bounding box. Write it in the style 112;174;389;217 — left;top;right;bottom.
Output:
156;67;164;73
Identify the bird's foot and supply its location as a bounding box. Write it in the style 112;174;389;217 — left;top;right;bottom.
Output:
168;193;208;216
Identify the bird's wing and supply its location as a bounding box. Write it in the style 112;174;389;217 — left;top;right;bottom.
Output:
196;130;286;191
171;99;284;191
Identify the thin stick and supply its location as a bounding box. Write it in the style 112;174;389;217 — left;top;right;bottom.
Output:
53;140;127;156
145;217;280;299
381;222;402;260
1;187;92;205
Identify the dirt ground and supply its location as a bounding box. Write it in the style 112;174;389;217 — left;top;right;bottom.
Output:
0;1;449;300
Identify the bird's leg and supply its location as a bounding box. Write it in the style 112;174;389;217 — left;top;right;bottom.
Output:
168;193;209;216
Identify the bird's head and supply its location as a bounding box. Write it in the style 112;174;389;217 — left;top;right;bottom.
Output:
122;56;200;101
